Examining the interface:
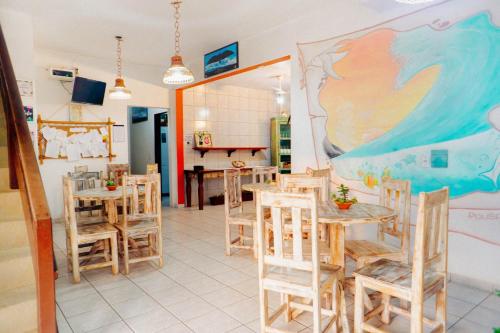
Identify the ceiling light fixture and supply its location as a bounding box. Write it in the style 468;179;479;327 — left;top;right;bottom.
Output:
163;0;194;85
109;36;132;100
395;0;435;4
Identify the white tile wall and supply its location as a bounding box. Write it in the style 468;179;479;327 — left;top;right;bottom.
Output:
183;84;280;204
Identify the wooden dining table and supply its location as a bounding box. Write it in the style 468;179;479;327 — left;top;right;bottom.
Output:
73;186;129;224
242;182;396;269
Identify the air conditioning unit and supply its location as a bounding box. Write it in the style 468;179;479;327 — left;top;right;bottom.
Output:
49;67;76;81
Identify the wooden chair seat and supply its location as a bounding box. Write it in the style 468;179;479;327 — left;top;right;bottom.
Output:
265;264;340;291
114;219;158;233
227;211;256;226
345;240;402;263
354;259;444;292
125;213;159;222
78;223;117;236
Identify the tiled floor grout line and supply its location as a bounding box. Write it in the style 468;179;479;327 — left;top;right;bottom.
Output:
82;274;137;333
56;302;75;333
446;291;492;330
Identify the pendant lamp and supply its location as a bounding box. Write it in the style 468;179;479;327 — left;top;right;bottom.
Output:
109;36;132;100
163;0;194;85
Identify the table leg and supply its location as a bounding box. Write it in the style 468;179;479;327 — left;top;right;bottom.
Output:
197;171;204;210
106;200;118;224
329;224;345;270
185;173;192;208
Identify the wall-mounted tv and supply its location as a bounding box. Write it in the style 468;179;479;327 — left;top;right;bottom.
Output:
204;42;239;78
71;77;106;105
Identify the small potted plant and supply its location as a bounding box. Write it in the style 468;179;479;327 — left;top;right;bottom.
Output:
332;184;357;210
106;180;117;191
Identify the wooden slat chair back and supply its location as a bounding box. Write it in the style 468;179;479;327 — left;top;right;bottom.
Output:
353;187;449;333
117;173;163;274
306;167;331;180
62;176;118;283
224;169;257;256
147;163;158;174
67;171;104;217
281;175;329;202
256;190;348;333
74;165;89;173
107;163;130;186
252;166;278;184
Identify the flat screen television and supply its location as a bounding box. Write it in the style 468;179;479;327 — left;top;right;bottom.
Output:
71;77;106;105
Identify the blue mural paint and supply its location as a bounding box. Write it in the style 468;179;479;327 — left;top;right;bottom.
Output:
333;13;500;197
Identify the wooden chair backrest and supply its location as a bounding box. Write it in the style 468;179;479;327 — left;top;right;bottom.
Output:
74;165;89;173
281;175;329;202
147;163;158;174
107;163;130;185
62;176;78;239
67;171;102;191
252;166;278;184
412;188;449;297
257;190;319;276
224;169;242;216
122;173;161;218
306;167;330;179
378;179;412;262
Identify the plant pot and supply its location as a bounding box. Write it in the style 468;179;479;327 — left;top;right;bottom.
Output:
106;185;117;191
209;195;225;206
335;201;353;210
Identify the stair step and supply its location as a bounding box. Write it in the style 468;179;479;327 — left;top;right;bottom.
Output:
0;247;35;293
0;146;6;168
0;284;37;333
0;218;30;250
0;168;9;191
0;190;24;221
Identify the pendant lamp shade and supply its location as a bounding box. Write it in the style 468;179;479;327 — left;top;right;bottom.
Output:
109;36;131;100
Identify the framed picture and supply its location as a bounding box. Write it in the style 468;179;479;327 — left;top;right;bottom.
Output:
24;106;33;122
131;107;148;123
204;42;239;78
194;131;213;147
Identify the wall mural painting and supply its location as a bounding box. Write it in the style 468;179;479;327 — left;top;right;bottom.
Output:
299;11;500;199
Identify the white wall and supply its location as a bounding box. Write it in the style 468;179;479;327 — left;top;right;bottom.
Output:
35;49;169;218
129;107;168;175
172;0;500;289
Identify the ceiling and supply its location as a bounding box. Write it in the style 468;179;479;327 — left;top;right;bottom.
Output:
0;0;437;70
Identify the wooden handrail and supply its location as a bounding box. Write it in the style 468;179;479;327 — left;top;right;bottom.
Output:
0;25;56;332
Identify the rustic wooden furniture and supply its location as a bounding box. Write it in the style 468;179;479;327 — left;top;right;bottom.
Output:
252;166;278;184
74;165;89;173
256;190;349;333
37;115;115;164
106;163;130;186
306;167;331;179
224;169;257;257
184;167;253;210
67;171;104;218
1;25;56;331
193;146;267;158
147;163;159;174
353;187;449;333
72;186;130;224
63;177;119;283
115;174;163;274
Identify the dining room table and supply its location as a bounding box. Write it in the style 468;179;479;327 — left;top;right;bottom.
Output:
73;186;129;224
242;182;396;270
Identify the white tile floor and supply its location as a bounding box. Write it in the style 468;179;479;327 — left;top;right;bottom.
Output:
53;204;498;333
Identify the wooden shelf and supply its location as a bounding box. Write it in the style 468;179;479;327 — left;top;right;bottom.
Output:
193;146;268;158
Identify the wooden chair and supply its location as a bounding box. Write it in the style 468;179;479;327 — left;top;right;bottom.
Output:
346;179;411;268
224;169;257;257
115;173;163;274
107;163;130;185
67;171;104;218
147;163;158;174
63;176;119;283
306;167;331;180
256;190;349;333
74;165;89;173
252;166;278;184
353;187;449;333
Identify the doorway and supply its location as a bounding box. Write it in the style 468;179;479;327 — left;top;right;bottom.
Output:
128;106;170;205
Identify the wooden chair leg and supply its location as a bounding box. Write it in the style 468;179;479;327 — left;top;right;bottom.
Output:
340;283;350;333
239;225;244;245
435;288;447;330
104;239;110;261
123;233;130;275
312;290;321;333
110;234;119;275
148;234;154;256
284;294;292;322
259;288;269;333
380;294;392;324
225;221;231;256
354;278;364;333
157;230;164;268
410;298;424;333
71;241;80;283
252;223;258;259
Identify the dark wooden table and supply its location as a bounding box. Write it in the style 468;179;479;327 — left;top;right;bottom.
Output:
184;168;253;210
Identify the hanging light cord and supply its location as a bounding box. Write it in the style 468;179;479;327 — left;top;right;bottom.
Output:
173;0;181;56
116;36;123;78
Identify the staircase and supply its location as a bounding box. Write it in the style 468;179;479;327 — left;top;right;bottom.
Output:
0;109;37;332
